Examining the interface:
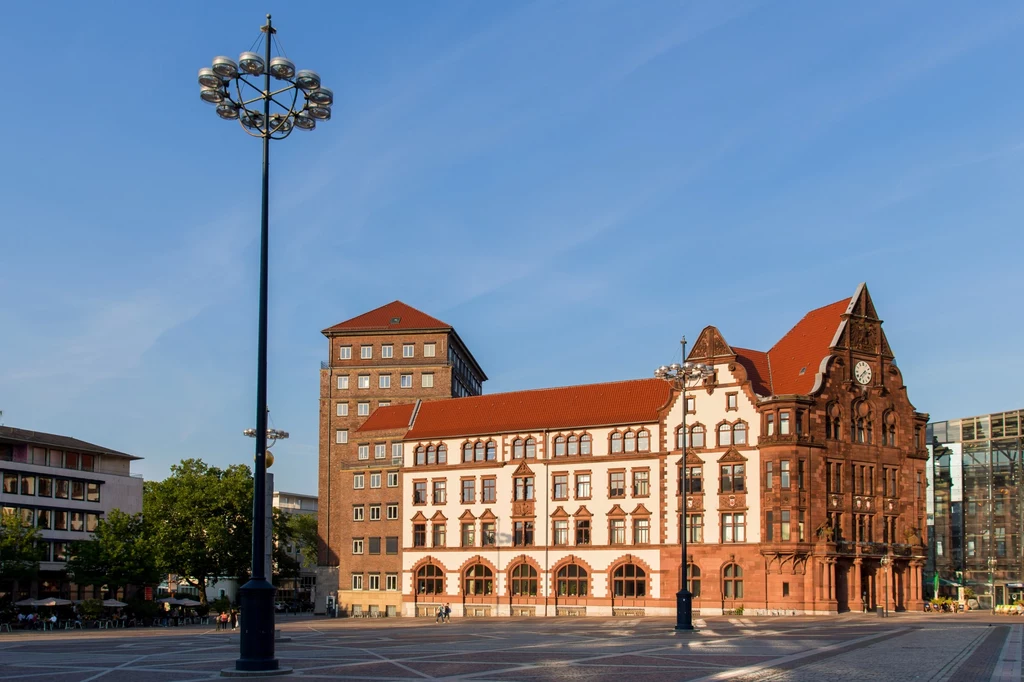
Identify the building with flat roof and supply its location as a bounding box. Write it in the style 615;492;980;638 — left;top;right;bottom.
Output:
273;490;318;606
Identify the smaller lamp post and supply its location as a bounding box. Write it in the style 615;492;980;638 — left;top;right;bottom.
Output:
988;557;997;615
880;554;891;617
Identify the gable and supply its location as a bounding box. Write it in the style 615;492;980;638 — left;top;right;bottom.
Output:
688;326;734;363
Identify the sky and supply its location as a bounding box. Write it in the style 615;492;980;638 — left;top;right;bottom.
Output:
1;1;1023;495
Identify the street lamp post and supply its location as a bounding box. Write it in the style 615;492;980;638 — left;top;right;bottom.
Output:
655;337;714;631
988;556;997;615
880;554;891;617
198;15;331;675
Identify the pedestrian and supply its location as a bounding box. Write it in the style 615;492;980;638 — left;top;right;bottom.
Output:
215;611;223;631
444;603;451;623
435;605;444;624
230;610;237;630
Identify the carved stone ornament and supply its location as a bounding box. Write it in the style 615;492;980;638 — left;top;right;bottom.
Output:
855;498;862;509
831;495;839;507
728;495;736;508
686;497;694;509
865;499;871;509
851;320;877;353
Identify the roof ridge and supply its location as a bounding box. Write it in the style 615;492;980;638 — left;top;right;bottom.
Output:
423;377;661;403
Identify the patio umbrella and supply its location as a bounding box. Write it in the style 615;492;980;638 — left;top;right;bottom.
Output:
102;599;128;608
178;599;202;607
34;598;72;607
15;598;37;607
157;597;183;605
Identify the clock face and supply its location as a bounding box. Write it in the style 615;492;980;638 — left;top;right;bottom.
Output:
854;360;872;385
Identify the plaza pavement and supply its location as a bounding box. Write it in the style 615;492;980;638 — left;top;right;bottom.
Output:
0;612;1020;681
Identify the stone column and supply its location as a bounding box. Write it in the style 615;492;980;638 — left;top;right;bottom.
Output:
852;558;864;612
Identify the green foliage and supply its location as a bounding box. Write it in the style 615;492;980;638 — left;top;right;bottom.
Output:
66;510;161;597
963;587;976;599
211;595;231;614
0;511;45;580
733;605;745;615
126;598;161;620
289;513;319;569
80;599;104;618
143;459;254;604
271;508;301;586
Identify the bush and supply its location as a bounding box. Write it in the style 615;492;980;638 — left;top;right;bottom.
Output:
210;596;231;615
733;605;745;616
126;599;161;621
80;599;104;619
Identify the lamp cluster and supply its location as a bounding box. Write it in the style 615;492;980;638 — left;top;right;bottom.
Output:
655;361;715;383
198;52;332;137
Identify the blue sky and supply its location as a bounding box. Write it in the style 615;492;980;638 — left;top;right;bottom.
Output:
1;1;1022;495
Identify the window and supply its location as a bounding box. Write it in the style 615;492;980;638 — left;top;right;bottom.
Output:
380;401;390;407
722;513;746;542
576;473;591;499
54;511;68;531
422;373;434;388
358;402;370;416
368;537;381;554
432;523;446;548
358;444;369;460
358;375;370;389
554;436;566;457
634;518;650;544
633;470;650;496
336;429;348;444
916;472;923;500
514;475;534;501
510;564;539;597
567;435;578;455
780;412;791;435
720;464;745;493
885;468;897;497
482;477;496;502
609;472;626;498
424;343;436;357
387;472;399;487
780;461;791;489
65;453;79;470
2;473;17;495
610;433;622;453
580;434;591;455
20;475;35;496
353;506;364;521
84;512;99;532
683;466;702;494
462;479;475;503
723;564;743;599
386;574;399;591
766;414;775;436
413;481;426;504
55;479;69;499
392;443;402;460
553;474;568;500
71;481;85;501
781;510;791;541
610;518;626;544
360;345;373;359
718;423;732;447
513;521;534;546
379;375;391;389
526;438;536;458
691;425;705;448
611;563;647;598
798;460;806;490
433;480;447;504
413;524;426;547
373;443;386;460
386;536;398;554
686;514;703;543
37;477;52;498
765;511;774;541
368;574;381;591
417;564;443;594
337;402;349;417
482;522;496;546
727;393;738;410
337;375;349;390
464;565;493;595
462;522;475;547
686;396;695;413
352;574;364;590
369;505;381;521
557;564;588;596
688;564;701;596
575;519;591;545
340;345;352;360
766;462;774;490
403;344;414;358
400;374;412;388
637;429;650;452
370;473;382;488
381;344;393;359
799;511;806;541
733;423;747;445
353;473;365;489
513;439;525;459
827;461;844;493
553;520;569;545
36;509;51;530
486;441;496;461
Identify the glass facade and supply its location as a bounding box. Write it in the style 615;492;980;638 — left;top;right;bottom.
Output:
927;409;1024;608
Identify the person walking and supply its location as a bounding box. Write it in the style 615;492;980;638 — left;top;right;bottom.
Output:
435;605;444;624
443;603;451;623
230;610;237;630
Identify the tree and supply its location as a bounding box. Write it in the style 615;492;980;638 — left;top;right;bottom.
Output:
143;459;253;605
272;509;300;588
66;510;161;599
0;512;45;584
288;513;319;569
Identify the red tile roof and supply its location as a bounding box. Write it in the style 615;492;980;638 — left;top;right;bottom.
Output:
357;403;416;433
732;347;773;396
323;301;450;334
766;298;850;395
395;378;673;440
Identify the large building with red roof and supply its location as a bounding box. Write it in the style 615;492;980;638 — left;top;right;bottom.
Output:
318;284;929;617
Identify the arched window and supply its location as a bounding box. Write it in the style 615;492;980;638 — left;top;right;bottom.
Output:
856;419;866;443
416;564;444;594
567;435;579;456
416;446;426;466
486;440;496;461
579;434;591;455
464;565;493;595
687;564;701;597
556;564;588;597
513;439;524;459
554;436;566;457
884;412;897;446
426;445;435;465
462;443;473;463
610;433;623;454
624;431;636;453
677;426;686;450
866;418;873;445
611;563;647;598
475;442;485;461
637;429;650;452
509;563;538;596
723;563;743;599
733;423;747;446
718;423;732;447
826;404;841;440
437;444;447;464
525;438;536;458
691;425;705;448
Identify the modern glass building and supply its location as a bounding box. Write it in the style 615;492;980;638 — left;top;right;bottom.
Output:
926;409;1024;607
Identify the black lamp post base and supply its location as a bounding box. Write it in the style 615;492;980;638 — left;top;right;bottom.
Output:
674;588;696;631
222;667;293;678
234;578;280;672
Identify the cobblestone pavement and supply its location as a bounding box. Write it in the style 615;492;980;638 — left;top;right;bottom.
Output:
0;614;1020;681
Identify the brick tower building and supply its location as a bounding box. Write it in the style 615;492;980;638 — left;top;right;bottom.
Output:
316;301;486;615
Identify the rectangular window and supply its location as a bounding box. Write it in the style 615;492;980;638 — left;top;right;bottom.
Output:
780;412;791;435
387;472;399;487
686;514;703;543
352;538;364;554
353;506;364;521
722;513;746;542
400;374;413;388
765;511;774;541
576;473;591;499
513;521;534;546
379;375;391;389
337;375;349;390
368;573;381;590
352;574;364;590
720;464;745;493
633;470;650;497
370;473;382;488
81;455;94;472
780;461;791;489
70;511;84;531
360;345;372;359
337;402;349;417
358;375;370;389
782;582;790;598
781;510;791;541
514;476;535;501
432;523;446;548
482;522;496;546
86;513;99;532
799;511;805;541
462;522;475;547
358;444;369;460
403;343;415;358
421;373;434;388
766;413;775;435
798;460;806;490
20;475;36;496
482;477;496;503
380;400;390;407
3;473;18;494
423;343;436;357
462;479;475;503
386;503;398;520
553;520;569;545
55;479;69;499
392;443;402;460
609;472;626;498
37;477;52;498
386;574;398;591
369;505;381;521
413;481;427;504
65;452;80;470
766;462;774;490
54;510;68;531
386;536;399;554
553;474;568;500
610;518;626;544
336;429;348;444
340;345;352;360
71;481;85;501
36;509;51;530
413;524;426;547
381;344;393;359
353;473;365;489
727;393;738;410
684;466;702;494
634;518;650;544
576;519;591;545
358;402;370;416
433;480;447;504
686;396;695;413
375;444;386;459
368;537;380;554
